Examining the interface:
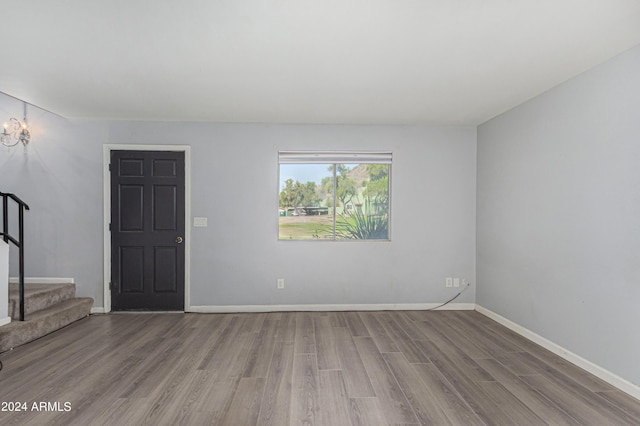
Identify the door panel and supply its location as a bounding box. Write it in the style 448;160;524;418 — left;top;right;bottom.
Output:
111;150;185;310
153;159;177;177
120;185;144;231
154;247;178;292
120;246;144;293
153;185;177;230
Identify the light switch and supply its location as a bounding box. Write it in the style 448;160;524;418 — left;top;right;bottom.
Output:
193;217;208;227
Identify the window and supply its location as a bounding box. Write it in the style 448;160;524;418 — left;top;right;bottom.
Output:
278;151;391;240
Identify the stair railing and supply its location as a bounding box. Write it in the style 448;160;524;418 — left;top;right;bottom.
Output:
1;192;29;321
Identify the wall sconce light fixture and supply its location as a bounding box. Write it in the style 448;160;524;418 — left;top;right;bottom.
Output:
1;102;31;147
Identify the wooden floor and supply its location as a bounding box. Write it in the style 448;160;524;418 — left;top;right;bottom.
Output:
0;311;639;425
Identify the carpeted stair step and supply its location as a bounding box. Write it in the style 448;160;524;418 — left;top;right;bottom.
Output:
8;283;76;320
0;297;93;352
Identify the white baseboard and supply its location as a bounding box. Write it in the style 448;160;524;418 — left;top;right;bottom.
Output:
0;316;11;327
90;307;106;314
188;302;476;313
9;277;75;284
476;305;640;401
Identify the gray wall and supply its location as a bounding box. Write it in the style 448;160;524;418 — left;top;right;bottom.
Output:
477;45;640;386
109;122;477;307
0;98;107;300
0;98;477;308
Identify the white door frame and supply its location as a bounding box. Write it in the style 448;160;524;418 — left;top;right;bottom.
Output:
102;144;191;313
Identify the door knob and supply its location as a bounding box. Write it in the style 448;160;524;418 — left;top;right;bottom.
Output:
176;236;183;244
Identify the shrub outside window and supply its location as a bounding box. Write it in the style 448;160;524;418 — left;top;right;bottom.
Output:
278;151;391;240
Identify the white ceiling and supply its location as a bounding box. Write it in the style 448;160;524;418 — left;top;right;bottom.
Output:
1;0;639;125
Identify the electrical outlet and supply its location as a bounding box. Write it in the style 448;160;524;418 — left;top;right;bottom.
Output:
446;277;453;288
462;278;468;287
277;278;285;289
453;277;460;288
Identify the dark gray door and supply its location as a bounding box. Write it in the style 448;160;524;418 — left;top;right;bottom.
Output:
110;150;185;310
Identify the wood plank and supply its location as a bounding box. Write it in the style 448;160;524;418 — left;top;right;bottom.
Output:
449;311;521;353
291;353;319;426
353;337;418;424
476;358;583;425
89;397;148;426
130;369;202;425
199;317;256;378
317;370;353;426
219;377;265;426
178;409;218;426
243;319;278;378
460;311;544;353
119;324;219;399
514;351;640;425
524;341;617;392
491;351;540;376
2;316;156;398
519;374;625;425
412;317;463;356
239;312;266;334
314;316;340;370
275;311;296;342
382;352;451;425
256;340;294;426
596;390;640;421
295;312;316;354
197;315;243;370
192;377;240;423
394;311;432;340
376;312;429;363
344;312;370;337
358;312;399;352
426;312;499;359
333;327;376;397
45;345;166;425
477;381;547;425
411;363;485;425
426;345;514;425
176;370;220;422
347;398;388;426
141;334;250;424
329;311;347;327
